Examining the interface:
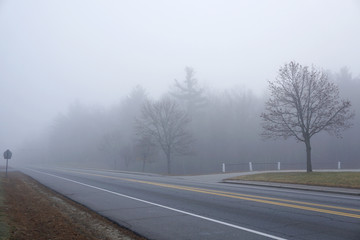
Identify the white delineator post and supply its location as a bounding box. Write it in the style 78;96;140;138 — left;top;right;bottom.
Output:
338;161;341;170
222;163;226;173
249;162;253;172
277;162;281;171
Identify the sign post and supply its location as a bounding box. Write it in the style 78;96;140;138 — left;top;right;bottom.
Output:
3;149;12;177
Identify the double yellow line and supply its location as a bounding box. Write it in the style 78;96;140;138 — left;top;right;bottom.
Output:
65;169;360;219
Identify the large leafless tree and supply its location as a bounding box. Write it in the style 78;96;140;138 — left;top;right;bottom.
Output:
261;61;354;172
136;97;193;174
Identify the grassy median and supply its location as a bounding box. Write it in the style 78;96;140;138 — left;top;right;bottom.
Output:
229;172;360;189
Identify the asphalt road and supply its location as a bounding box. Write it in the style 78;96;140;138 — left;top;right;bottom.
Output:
19;167;360;240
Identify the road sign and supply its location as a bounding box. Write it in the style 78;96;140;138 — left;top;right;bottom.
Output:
4;149;12;160
3;149;12;177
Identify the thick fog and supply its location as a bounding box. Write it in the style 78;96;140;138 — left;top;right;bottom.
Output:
1;1;360;173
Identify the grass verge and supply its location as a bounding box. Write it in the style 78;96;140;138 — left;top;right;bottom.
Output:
229;172;360;189
0;174;10;240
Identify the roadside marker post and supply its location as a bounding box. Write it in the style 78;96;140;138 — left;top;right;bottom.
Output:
249;162;253;172
3;149;12;177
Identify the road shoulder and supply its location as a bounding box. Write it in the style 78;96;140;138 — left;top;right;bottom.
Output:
1;171;146;240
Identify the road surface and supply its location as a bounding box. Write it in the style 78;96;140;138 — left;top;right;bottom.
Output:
19;167;360;240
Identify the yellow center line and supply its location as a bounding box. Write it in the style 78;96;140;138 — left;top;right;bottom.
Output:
124;178;360;213
64;169;360;219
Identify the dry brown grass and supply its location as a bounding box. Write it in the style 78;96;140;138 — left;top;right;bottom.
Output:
229;172;360;189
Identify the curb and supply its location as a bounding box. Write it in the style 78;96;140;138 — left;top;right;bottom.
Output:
221;180;360;196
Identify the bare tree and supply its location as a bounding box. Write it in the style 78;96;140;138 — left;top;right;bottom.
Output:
134;135;158;172
261;61;354;172
136;97;193;174
120;144;133;169
99;131;122;169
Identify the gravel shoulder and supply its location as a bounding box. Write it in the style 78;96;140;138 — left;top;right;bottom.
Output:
0;171;146;240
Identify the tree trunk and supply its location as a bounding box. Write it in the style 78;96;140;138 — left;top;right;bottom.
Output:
142;159;145;172
305;138;312;172
166;152;171;175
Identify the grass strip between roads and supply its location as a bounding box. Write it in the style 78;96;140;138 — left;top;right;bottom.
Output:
229;172;360;189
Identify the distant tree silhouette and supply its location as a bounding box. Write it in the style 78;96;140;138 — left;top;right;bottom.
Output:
136;97;193;174
134;135;157;172
171;67;206;113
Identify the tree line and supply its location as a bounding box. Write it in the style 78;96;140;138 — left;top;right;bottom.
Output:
17;64;359;174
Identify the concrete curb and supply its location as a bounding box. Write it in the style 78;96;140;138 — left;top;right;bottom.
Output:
221;180;360;196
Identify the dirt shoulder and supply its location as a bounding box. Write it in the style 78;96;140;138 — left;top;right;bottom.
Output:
0;171;146;240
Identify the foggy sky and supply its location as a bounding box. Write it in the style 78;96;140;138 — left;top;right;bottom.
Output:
1;0;360;149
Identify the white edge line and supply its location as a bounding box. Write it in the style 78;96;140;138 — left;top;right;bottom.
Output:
27;168;287;240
